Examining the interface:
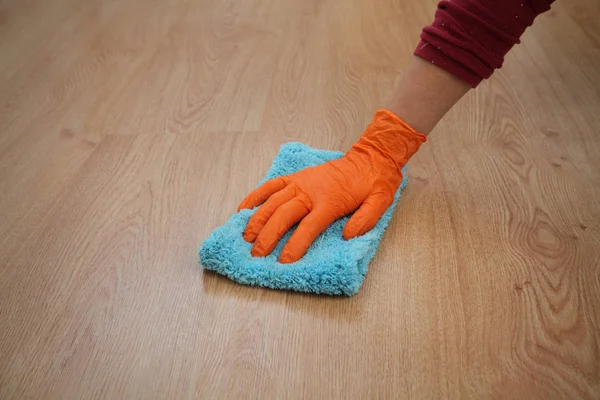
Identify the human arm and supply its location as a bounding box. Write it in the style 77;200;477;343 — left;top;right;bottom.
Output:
239;0;556;263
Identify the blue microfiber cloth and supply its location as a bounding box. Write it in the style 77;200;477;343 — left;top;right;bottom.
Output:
199;142;408;296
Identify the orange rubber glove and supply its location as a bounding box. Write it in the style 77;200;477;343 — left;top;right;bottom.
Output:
238;109;426;263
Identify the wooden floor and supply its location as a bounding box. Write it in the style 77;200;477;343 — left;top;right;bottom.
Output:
1;0;599;398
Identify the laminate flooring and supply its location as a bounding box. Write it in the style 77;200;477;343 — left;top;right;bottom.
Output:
1;0;599;398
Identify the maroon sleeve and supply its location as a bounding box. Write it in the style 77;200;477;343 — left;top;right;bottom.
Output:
414;0;556;87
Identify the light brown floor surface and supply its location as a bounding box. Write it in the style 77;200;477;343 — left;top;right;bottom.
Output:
1;0;599;398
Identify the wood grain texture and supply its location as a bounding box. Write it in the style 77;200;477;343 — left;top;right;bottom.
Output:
1;0;599;398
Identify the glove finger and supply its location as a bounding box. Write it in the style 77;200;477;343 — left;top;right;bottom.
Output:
343;190;393;240
279;207;336;264
243;185;297;243
238;177;287;211
251;194;311;258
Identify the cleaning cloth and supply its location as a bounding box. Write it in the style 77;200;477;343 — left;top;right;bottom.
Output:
199;142;408;296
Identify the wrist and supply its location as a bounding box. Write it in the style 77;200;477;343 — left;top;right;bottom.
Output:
350;109;426;170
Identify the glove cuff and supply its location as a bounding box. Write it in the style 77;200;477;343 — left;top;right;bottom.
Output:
351;109;427;170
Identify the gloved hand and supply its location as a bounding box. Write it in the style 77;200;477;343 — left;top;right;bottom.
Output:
238;109;426;263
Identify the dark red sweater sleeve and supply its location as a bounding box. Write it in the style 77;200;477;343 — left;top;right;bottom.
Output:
414;0;556;87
